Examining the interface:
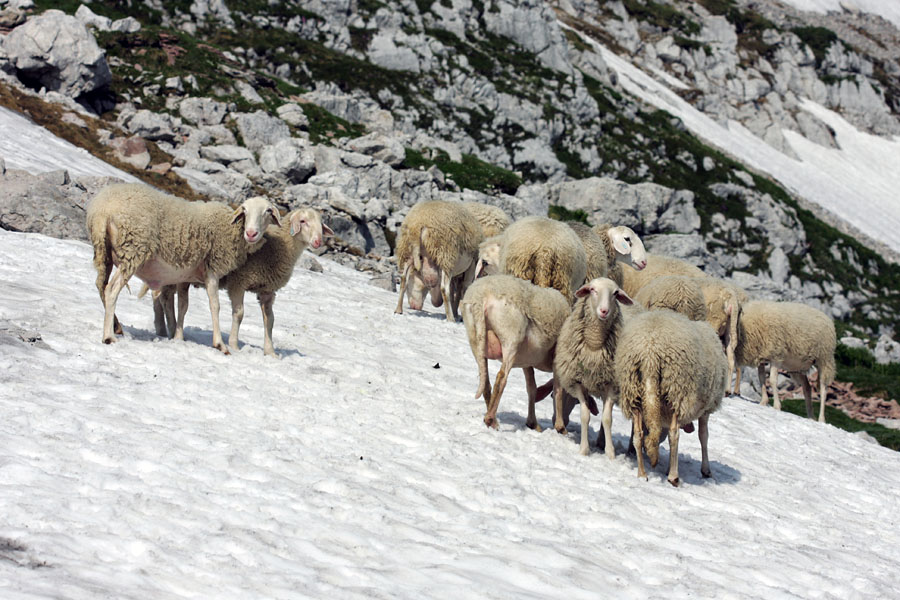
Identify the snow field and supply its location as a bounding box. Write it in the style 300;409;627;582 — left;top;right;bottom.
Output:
1;229;900;598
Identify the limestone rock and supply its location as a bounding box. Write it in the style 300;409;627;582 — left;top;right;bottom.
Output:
233;110;291;152
258;138;316;184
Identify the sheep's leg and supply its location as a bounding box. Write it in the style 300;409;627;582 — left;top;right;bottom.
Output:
633;410;648;480
174;283;189;341
698;414;712;478
732;365;743;396
817;371;827;423
153;291;167;337
523;367;542;432
483;353;515;429
101;269;129;344
758;364;769;406
570;385;592;456
792;373;813;419
667;411;680;487
769;364;781;411
394;263;410;315
440;270;455;322
227;287;245;352
259;292;277;357
553;381;568;434
204;272;229;354
600;389;616;460
162;287;177;338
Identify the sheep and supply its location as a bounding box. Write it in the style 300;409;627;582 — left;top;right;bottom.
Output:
615;310;728;485
461;274;571;430
219;207;333;356
462;201;511;239
552;277;634;457
567;222;608;282
697;278;749;393
394;200;484;322
590;223;648;286
493;216;587;304
633;275;708;322
732;300;836;422
86;183;280;352
620;253;704;298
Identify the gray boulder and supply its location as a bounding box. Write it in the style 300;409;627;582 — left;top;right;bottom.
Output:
258;138;316;184
172;166;254;201
3;10;112;99
276;103;309;128
875;335;900;365
233;110;291;152
118;109;181;142
200;144;254;166
343;133;405;167
179;97;228;126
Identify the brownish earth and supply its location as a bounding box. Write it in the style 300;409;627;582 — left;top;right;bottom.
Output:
779;373;900;423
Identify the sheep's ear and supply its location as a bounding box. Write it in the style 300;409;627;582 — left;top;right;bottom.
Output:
268;207;283;228
615;289;634;305
289;213;305;237
609;228;630;254
575;285;592;298
230;206;245;224
323;223;334;237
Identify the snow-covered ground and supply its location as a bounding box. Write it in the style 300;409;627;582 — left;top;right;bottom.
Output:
591;40;900;255
780;0;900;30
2;229;900;598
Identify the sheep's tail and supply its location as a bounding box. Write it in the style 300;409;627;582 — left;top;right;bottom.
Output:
88;213;113;305
642;359;663;468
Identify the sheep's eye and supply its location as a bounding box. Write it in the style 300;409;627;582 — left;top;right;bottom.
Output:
624;236;631;242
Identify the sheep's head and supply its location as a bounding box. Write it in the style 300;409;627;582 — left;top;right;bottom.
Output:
607;226;647;271
232;196;281;244
288;208;334;249
475;236;502;278
575;277;633;321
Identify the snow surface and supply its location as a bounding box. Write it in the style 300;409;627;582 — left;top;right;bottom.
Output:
2;228;900;599
0;106;136;181
779;0;900;30
589;37;900;254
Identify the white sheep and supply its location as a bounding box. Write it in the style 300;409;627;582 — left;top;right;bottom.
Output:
461;274;571;430
615;310;728;485
220;207;333;356
620;253;704;298
394;200;484;322
462;201;511;239
697;278;749;393
553;277;634;457
486;216;588;304
633;275;708;322
732;300;836;422
590;223;648;286
86;183;279;352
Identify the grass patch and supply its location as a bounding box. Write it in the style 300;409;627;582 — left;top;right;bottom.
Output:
548;205;590;225
621;0;701;35
402;149;522;195
834;343;900;402
791;26;840;66
779;399;900;451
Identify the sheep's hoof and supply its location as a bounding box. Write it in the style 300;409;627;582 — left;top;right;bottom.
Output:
554;424;567;435
483;415;499;429
527;421;542;432
668;477;680;487
579;446;590;457
605;449;616;460
102;335;117;345
701;469;712;479
215;344;231;355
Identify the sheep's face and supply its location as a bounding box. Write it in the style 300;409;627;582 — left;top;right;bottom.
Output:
232;196;281;244
575;277;633;321
289;209;334;249
608;226;647;271
475;239;502;278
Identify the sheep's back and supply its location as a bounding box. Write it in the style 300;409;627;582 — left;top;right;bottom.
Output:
463;202;510;239
621;253;704;297
634;275;707;321
500;217;586;301
396;201;483;272
568;222;608;282
738;301;836;368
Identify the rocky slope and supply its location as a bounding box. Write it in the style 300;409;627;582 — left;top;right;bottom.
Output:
0;0;898;348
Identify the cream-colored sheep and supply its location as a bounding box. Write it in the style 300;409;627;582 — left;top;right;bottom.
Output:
553;278;634;457
733;300;836;422
463;202;511;239
697;278;749;393
591;223;648;286
394;200;484;322
633;275;708;322
615;310;728;485
461;274;571;430
567;222;608;282
86;183;279;352
219;207;333;356
620;253;704;298
496;216;587;304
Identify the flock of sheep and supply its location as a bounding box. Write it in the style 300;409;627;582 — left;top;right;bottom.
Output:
393;199;836;486
84;184;836;486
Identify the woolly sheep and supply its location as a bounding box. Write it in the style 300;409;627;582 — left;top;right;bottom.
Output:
732;300;836;422
463;202;511;239
86;183;279;352
620;253;704;298
633;275;708;322
697;278;749;392
493;216;587;303
461;274;571;430
615;310;728;485
590;223;648;286
553;277;634;457
394;200;484;322
220;207;332;356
